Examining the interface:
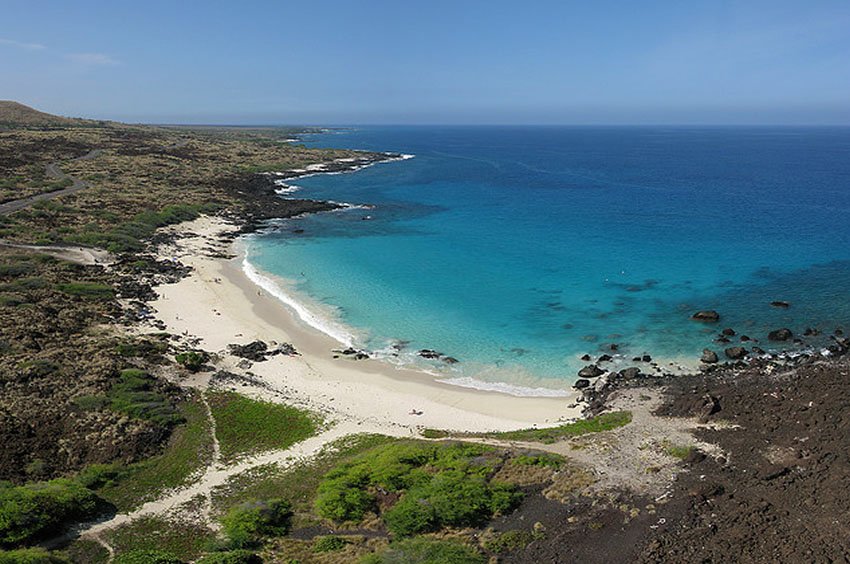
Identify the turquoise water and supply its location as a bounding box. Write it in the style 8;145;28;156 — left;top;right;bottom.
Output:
245;126;850;393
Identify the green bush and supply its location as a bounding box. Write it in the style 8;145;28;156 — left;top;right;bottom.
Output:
174;351;209;372
313;535;348;553
220;499;292;548
108;369;182;426
0;263;34;277
113;550;184;564
0;478;99;546
315;442;522;536
57;282;114;300
196;550;262;563
362;537;486;564
0;547;70;563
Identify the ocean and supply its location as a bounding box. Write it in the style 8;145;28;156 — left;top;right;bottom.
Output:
243;126;850;394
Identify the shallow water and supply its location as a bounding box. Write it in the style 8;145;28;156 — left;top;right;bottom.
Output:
245;126;850;392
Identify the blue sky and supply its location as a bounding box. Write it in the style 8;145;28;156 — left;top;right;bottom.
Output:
1;0;849;124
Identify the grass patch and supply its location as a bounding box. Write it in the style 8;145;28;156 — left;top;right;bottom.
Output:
483;529;543;553
664;443;696;460
61;538;109;564
92;395;213;512
206;390;318;461
362;537;486;564
106;516;214;562
0;547;71;563
479;411;633;444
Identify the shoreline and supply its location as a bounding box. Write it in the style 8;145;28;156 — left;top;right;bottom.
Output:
149;215;582;432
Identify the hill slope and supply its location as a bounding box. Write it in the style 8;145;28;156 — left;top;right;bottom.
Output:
0;100;82;126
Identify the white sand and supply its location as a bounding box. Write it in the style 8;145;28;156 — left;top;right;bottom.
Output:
149;216;581;434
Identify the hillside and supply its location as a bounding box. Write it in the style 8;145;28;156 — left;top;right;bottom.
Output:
0;100;83;127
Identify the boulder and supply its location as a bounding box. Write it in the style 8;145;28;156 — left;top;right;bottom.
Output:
578;365;605;378
701;349;719;363
692;310;720;322
580;354;592;361
443;356;459;364
618;367;641;380
721;328;736;336
770;301;791;308
751;346;766;355
740;335;751;342
593;375;610;393
725;346;747;360
598;354;613;362
768;328;793;342
642;354;652;362
573;378;591;390
418;349;442;359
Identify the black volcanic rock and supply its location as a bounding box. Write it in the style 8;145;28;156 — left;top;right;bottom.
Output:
701;349;719;364
578;365;605;378
692;310;720;322
725;346;748;360
771;301;791;308
768;328;793;342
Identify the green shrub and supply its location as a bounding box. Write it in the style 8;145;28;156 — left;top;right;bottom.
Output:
220;499;292;548
0;478;99;546
482;529;541;553
174;351;208;372
512;454;564;469
0;263;34;277
76;464;122;489
0;547;70;563
108;369;182;426
196;550;262;563
57;282;114;300
315;442;522;536
113;550;184;564
313;535;348;553
362;537;485;564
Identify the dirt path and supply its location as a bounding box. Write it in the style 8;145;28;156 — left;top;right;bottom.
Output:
73;421;371;545
0;240;112;266
0;148;102;215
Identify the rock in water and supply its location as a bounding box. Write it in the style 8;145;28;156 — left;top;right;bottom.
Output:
725;346;748;360
722;328;736;336
578;365;605;378
768;328;793;342
771;301;791;308
692;310;720;322
701;349;719;363
573;378;591;389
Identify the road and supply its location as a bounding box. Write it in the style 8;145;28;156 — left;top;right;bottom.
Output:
0;148;102;215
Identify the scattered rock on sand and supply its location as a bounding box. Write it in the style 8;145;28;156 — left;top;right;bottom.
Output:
701;349;719;364
725;346;748;360
692;310;720;322
768;328;793;342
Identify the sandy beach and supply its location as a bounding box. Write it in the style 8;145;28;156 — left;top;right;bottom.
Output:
148;216;582;434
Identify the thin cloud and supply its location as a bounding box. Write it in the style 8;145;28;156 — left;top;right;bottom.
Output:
0;38;47;50
64;52;120;66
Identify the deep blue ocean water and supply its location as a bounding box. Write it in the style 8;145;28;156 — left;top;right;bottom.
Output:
245;126;850;394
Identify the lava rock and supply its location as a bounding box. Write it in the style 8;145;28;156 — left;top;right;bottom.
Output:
771;301;791;308
418;349;442;359
722;328;736;336
725;346;748;360
768;328;793;342
701;349;719;363
581;354;592;361
619;367;642;380
598;354;613;362
573;378;591;390
578;365;605;378
692;310;720;322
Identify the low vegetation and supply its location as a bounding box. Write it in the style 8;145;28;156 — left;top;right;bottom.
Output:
220;499;292;548
362;537;486;564
206;390;318;461
0;478;99;546
316;441;523;536
474;410;633;444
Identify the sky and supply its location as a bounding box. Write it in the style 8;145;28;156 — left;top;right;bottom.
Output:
1;0;849;125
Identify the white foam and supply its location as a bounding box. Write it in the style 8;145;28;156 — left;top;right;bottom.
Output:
241;252;356;347
436;376;571;397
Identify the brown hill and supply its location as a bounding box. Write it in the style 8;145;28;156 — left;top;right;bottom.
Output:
0;100;84;127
